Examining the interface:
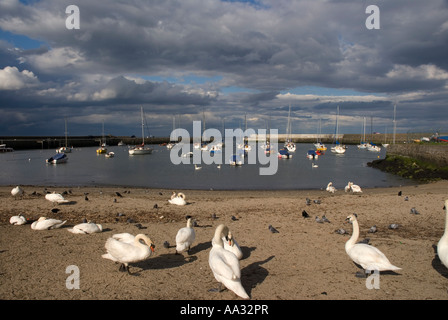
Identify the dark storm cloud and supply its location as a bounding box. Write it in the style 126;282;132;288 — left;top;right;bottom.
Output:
0;0;447;135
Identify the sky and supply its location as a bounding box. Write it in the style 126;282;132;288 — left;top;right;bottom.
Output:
0;0;447;137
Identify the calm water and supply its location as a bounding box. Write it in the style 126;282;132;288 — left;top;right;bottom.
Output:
0;143;414;190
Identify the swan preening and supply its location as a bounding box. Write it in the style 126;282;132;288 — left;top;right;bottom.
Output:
31;217;67;230
345;182;362;193
209;224;249;299
45;192;69;204
10;214;27;225
326;182;336;193
68;222;103;234
345;214;401;274
11;186;25;198
437;199;448;269
222;230;243;260
102;233;155;274
168;192;187;206
175;217;196;254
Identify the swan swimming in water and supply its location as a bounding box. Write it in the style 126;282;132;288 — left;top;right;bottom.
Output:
31;217;67;230
345;214;401;274
326;182;336;193
68;222;103;234
209;224;249;299
102;233;155;274
223;230;243;260
168;192;187;206
45;192;69;204
175;217;195;254
10;214;27;225
437;199;448;269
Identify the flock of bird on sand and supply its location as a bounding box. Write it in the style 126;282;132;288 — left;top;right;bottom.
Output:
7;184;448;299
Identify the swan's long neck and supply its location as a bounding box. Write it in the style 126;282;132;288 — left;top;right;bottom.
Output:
346;218;360;250
443;200;448;239
134;234;151;249
186;218;192;228
213;224;229;248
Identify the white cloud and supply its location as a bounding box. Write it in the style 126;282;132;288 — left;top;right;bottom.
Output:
276;92;389;103
386;64;448;81
92;88;117;101
0;66;38;90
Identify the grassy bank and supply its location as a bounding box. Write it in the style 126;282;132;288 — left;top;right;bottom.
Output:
368;154;448;182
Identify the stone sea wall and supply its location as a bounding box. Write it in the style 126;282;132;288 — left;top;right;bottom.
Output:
386;144;448;167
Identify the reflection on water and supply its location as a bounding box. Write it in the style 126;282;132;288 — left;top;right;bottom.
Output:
0;143;414;190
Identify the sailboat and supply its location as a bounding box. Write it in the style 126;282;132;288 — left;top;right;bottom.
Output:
314;117;327;151
96;120;107;154
57;118;72;153
284;104;296;152
357;117;368;149
129;107;153;155
330;106;346;154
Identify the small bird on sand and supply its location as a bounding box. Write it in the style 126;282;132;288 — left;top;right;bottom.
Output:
410;207;420;215
268;225;279;233
368;225;377;233
315;216;324;223
115;192;123;197
302;210;310;218
322;215;330;223
388;223;399;229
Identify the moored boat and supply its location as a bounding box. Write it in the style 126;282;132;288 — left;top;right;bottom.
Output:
46;153;68;164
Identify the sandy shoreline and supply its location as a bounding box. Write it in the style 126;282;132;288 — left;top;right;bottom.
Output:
1;181;447;301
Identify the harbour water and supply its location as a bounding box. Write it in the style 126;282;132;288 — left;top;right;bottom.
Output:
0;143;415;190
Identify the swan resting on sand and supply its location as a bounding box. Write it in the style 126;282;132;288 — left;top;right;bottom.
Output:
168;192;187;206
345;214;401;275
68;222;103;234
45;192;69;204
31;217;67;230
102;233;155;274
10;214;27;225
326;182;336;193
209;224;249;299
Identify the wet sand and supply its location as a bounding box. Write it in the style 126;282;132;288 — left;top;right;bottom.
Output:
1;181;447;301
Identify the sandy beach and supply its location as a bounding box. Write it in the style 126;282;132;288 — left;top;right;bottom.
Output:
1;181;447;301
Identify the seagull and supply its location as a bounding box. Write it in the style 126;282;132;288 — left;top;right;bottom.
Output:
302;210;310;218
368;225;377;233
268;225;279;233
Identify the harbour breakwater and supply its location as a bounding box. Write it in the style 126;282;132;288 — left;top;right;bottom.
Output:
1;133;411;150
368;143;448;181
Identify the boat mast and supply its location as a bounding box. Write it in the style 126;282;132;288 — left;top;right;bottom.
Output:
140;106;145;145
393;104;396;144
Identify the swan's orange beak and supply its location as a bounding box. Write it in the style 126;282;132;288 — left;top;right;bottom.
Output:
150;244;155;252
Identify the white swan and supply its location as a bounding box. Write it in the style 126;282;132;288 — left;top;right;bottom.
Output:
10;214;27;225
102;233;155;273
31;217;67;230
68;222;103;234
326;182;336;193
345;214;401;273
223;230;243;260
344;182;351;192
45;192;69;204
348;182;363;193
175;217;195;254
168;192;187;206
110;232;136;244
209;224;249;299
11;186;24;198
437;199;448;269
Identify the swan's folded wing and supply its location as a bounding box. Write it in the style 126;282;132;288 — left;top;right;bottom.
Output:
210;248;241;280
